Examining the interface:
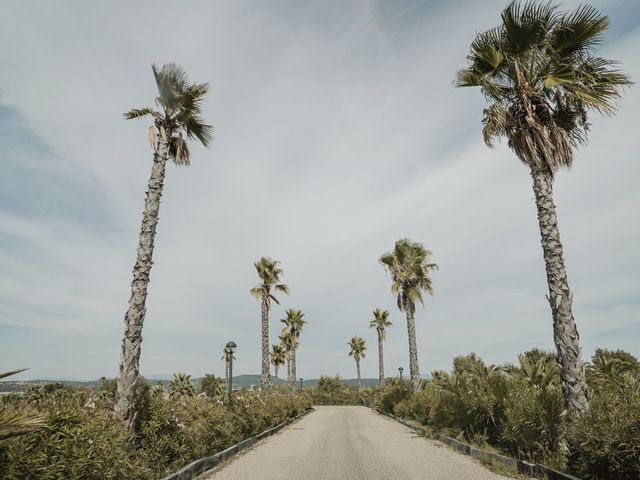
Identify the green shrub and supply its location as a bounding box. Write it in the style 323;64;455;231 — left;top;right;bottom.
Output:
0;392;146;479
501;379;566;468
373;379;412;414
570;380;640;480
310;376;371;405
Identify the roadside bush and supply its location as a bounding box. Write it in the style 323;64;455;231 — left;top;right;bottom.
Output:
570;379;640;480
501;379;566;468
0;392;146;479
0;381;312;480
373;378;412;414
310;376;372;405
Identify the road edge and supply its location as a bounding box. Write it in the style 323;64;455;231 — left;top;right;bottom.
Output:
160;408;314;480
372;409;582;480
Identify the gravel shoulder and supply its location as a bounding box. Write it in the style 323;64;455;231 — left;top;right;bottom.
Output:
201;405;515;480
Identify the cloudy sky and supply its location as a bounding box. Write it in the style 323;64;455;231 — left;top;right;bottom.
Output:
1;0;638;381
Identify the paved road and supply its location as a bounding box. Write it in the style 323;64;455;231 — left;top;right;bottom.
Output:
202;406;513;480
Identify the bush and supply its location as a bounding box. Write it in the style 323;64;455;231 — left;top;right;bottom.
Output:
501;380;566;468
570;380;640;480
310;376;372;405
373;379;412;414
0;382;312;479
0;391;147;479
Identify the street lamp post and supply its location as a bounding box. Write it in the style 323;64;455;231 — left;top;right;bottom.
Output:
225;341;237;401
299;378;303;391
398;367;404;381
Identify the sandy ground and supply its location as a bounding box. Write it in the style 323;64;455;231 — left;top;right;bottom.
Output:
201;405;514;480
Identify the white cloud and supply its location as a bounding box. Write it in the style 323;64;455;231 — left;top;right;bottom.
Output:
0;0;638;380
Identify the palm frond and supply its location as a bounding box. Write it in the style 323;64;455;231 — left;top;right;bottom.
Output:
124;107;157;120
0;369;28;380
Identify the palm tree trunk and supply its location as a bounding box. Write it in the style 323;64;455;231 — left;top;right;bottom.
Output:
274;365;279;386
405;301;421;392
115;124;169;429
377;331;385;385
261;294;271;390
287;355;293;392
531;167;590;415
292;349;297;388
356;359;362;390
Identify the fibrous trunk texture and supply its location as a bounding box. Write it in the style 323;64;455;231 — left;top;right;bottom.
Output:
274;366;279;386
292;349;297;387
287;356;293;392
356;360;362;390
261;294;271;390
405;302;421;392
377;331;385;385
115;124;169;429
531;168;590;415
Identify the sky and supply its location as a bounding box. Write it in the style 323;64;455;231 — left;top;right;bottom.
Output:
0;0;638;381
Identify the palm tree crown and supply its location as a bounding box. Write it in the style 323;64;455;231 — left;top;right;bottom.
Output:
250;257;289;303
455;1;631;175
125;63;213;165
281;309;306;341
379;239;438;310
369;308;392;340
271;344;286;369
348;337;367;362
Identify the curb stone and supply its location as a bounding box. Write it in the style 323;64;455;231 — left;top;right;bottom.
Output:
374;409;582;480
160;408;313;480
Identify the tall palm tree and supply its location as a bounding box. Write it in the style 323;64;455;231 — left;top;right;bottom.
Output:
250;257;289;389
115;64;213;428
348;337;367;389
455;1;630;415
369;308;392;385
270;344;286;386
279;331;296;392
380;238;438;392
280;309;306;388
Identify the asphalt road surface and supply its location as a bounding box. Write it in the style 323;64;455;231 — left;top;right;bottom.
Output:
202;405;513;480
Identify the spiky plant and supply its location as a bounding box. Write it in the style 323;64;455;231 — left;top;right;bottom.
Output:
348;336;367;390
455;1;630;415
169;373;196;399
280;309;306;389
369;308;392;385
270;344;287;387
380;239;438;392
0;369;45;442
115;64;212;429
250;257;289;389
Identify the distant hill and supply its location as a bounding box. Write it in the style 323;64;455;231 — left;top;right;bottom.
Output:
0;373;431;392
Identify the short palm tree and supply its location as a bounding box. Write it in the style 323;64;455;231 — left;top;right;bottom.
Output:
348;336;367;389
279;331;296;391
369;308;392;385
115;64;212;428
280;309;306;389
169;373;196;399
380;238;438;392
270;344;286;386
250;257;289;389
455;1;630;415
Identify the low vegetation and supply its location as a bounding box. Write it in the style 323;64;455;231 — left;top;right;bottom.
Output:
0;375;311;479
372;349;640;480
